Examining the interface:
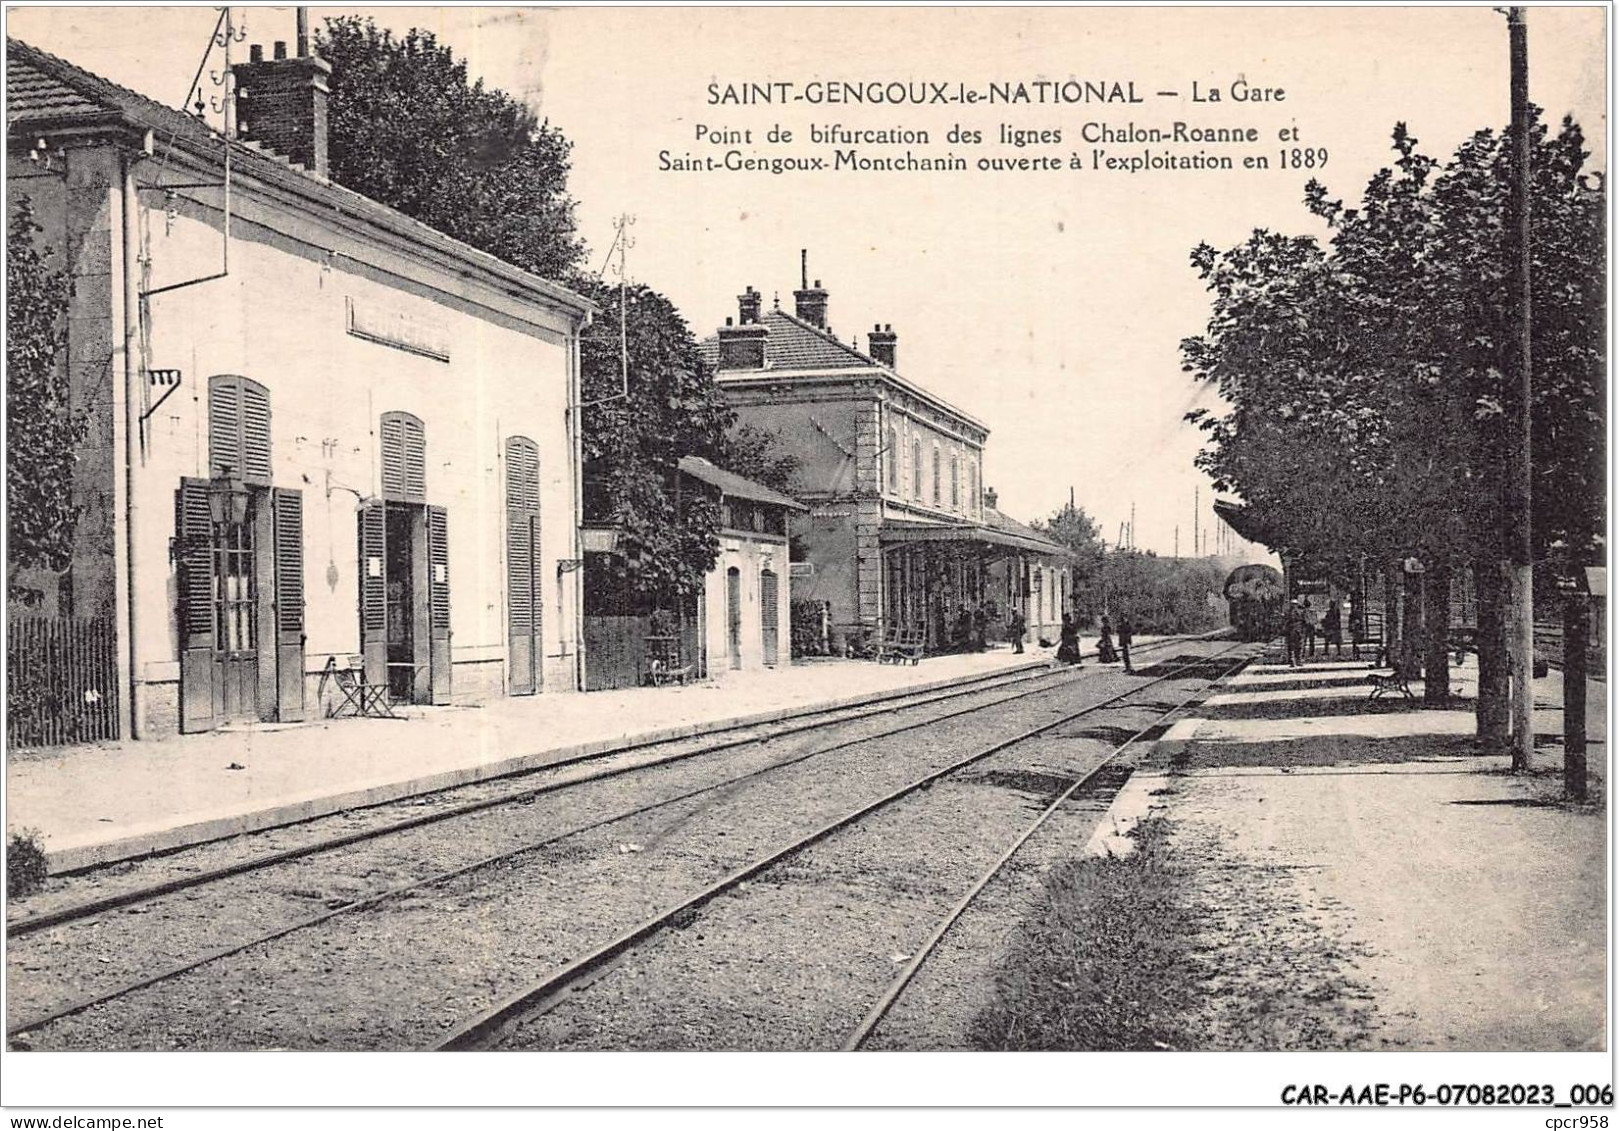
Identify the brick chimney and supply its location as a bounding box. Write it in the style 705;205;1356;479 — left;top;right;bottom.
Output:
867;323;897;368
716;300;769;370
234;40;331;178
983;486;999;511
794;277;829;329
737;285;762;325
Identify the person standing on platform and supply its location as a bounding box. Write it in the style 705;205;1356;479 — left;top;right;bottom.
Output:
1055;613;1082;665
1117;613;1135;673
1284;600;1305;667
1009;607;1026;654
972;604;988;652
1301;597;1320;657
1322;599;1343;659
1097;614;1118;664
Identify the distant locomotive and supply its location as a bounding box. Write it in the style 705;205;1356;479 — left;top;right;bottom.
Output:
1224;564;1285;641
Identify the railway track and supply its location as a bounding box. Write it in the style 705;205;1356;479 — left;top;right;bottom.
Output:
436;643;1253;1051
8;631;1210;940
7;634;1222;1048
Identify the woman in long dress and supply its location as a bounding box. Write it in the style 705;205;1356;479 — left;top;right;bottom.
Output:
1097;614;1118;664
1055;613;1082;665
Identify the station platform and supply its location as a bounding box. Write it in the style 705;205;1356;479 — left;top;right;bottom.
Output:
1106;651;1607;1051
8;639;1139;874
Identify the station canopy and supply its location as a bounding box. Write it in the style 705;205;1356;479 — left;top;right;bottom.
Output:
880;518;1068;558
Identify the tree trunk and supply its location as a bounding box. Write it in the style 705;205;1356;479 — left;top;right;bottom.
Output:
1383;566;1400;667
1402;565;1426;678
1564;593;1589;799
1474;552;1511;753
1423;563;1452;703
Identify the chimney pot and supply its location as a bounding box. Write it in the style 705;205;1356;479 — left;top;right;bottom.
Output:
984;486;999;511
725;316;733;326
793;275;830;329
250;43;264;63
867;323;898;368
273;40;288;60
737;285;762;325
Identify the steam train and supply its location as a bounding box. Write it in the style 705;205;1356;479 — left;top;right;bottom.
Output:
1224;564;1285;641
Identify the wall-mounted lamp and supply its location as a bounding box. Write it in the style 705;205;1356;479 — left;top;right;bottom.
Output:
208;469;250;526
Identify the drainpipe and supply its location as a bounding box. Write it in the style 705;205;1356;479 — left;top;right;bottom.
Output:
121;152;143;737
570;311;591;692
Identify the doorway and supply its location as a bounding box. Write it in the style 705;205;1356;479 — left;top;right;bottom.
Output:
384;502;431;702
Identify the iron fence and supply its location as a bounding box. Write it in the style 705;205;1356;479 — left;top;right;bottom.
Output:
7;615;121;749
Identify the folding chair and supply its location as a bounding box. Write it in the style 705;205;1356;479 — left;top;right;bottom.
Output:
318;655;397;718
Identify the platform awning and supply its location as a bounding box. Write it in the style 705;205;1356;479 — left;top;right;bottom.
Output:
880;521;1067;558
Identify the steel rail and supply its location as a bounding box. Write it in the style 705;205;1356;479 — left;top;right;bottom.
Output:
7;637;1216;1040
10;633;1208;940
430;643;1249;1052
841;650;1253;1051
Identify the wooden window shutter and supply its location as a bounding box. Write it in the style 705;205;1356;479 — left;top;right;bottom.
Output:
208;375;272;485
272;488;305;636
357;500;387;684
272;487;306;722
428;505;451;633
380;411;426;503
174;477;216;648
427;505;452;703
507;516;533;635
505;436;541;512
241;379;272;483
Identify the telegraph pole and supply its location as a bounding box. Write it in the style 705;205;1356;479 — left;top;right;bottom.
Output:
1505;7;1535;772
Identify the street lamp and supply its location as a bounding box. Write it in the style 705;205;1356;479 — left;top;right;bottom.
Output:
209;467;250;527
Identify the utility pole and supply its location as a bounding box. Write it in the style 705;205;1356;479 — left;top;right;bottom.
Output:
1174;525;1179;560
1130;501;1137;551
1194;486;1200;561
1505;7;1535;773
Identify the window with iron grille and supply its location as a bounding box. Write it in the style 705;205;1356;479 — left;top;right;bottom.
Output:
932;445;941;506
911;436;922;499
887;425;898;492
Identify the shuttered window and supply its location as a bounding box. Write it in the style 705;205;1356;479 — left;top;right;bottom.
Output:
272;489;304;635
358;502;386;636
506;436;541;639
380;411;426;502
208;375;272;485
428;505;451;632
175;478;216;647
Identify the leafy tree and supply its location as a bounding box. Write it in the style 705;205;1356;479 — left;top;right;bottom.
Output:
317;17;584;280
580;279;734;608
721;423;800;495
7;195;83;606
1183;112;1605;728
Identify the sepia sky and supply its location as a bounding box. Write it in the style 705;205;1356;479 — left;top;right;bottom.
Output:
7;5;1608;561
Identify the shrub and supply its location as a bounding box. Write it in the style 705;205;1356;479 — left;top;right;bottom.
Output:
7;829;48;898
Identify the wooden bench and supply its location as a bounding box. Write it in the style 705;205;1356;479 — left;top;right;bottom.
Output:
877;627;924;666
1367;669;1415;700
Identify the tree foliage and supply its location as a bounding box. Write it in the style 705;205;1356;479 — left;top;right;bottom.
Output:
317;16;585;281
7;195;84;605
1184;113;1605;574
580;279;735;606
722;423;800;495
